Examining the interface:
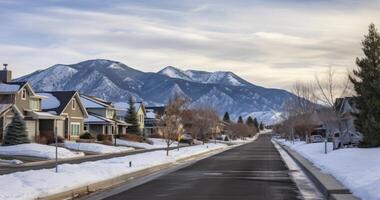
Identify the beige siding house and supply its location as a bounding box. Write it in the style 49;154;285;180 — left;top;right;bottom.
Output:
0;67;63;143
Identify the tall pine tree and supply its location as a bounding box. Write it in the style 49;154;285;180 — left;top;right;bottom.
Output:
350;23;380;147
259;122;264;130
3;112;30;146
253;118;259;131
223;112;230;123
237;116;243;123
246;116;254;127
125;97;140;135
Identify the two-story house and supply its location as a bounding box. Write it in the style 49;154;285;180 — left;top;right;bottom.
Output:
37;91;88;141
80;95;129;137
0;66;63;142
116;102;146;134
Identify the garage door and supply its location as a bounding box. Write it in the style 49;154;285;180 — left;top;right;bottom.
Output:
25;120;36;141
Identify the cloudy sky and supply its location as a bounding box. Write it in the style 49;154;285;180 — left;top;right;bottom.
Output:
0;0;379;90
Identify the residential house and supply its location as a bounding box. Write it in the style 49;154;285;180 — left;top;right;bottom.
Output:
80;95;129;137
116;102;146;134
335;97;358;134
144;106;165;136
37;91;88;141
0;66;63;143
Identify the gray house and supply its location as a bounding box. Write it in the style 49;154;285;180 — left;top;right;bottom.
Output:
37;91;89;141
80;95;129;137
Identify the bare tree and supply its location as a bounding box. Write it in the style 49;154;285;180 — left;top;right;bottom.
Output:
314;66;350;151
158;93;188;156
191;106;220;144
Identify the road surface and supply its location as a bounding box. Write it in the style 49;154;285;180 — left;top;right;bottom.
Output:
99;134;303;200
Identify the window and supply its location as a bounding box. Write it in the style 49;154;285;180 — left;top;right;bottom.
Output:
106;109;114;119
21;89;26;100
70;123;80;136
29;99;40;111
72;99;76;110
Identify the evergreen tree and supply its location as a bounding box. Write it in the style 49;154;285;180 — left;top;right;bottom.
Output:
125;97;140;134
246;116;255;127
259;122;264;130
350;23;380;147
3;112;30;146
237;116;243;123
223;112;230;123
253;118;259;130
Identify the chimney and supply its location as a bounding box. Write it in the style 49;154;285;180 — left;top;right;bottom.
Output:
0;64;12;83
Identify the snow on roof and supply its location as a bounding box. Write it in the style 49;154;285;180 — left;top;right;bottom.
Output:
80;96;106;108
85;113;113;124
38;93;61;110
146;109;156;119
0;83;20;93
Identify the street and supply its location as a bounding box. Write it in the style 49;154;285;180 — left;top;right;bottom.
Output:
99;134;303;200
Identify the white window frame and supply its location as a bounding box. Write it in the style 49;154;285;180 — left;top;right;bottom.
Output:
29;99;40;111
70;122;81;136
21;89;26;100
72;99;76;110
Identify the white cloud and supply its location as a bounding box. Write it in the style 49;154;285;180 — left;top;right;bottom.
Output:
0;0;378;90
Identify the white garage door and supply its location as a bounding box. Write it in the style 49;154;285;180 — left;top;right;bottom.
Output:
25;120;36;141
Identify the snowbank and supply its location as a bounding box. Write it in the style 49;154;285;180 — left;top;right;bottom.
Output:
64;141;134;154
277;139;380;200
0;143;84;159
115;138;178;149
0;143;227;200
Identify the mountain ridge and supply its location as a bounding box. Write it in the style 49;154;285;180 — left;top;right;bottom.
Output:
15;59;291;124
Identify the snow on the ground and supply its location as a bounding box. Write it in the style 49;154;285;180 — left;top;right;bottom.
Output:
64;141;134;154
0;143;227;200
115;138;178;149
276;139;380;200
0;143;84;159
0;159;23;165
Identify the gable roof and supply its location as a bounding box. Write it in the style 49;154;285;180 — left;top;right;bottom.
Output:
0;82;34;95
80;95;114;109
145;106;165;117
134;102;145;114
38;91;88;116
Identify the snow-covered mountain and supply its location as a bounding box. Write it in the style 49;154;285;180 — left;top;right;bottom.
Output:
16;59;293;124
158;66;250;86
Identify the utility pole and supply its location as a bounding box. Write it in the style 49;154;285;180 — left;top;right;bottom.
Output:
55;121;58;173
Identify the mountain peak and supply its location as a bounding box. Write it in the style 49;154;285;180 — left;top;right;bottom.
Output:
158;66;249;86
16;59;294;124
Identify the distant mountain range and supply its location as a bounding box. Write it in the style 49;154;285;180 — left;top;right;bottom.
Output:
16;59;291;124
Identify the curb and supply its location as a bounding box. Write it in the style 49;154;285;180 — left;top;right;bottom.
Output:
36;146;227;200
275;141;359;200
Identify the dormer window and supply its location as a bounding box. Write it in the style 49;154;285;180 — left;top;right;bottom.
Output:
72;99;76;110
21;89;26;100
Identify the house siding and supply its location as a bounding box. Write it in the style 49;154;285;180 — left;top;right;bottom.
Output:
62;95;86;139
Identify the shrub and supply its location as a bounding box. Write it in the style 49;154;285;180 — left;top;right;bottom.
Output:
80;132;93;139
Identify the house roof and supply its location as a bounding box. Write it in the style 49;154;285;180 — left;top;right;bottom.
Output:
85;112;130;126
145;106;165;117
0;82;29;94
38;91;88;116
85;113;114;124
335;97;358;114
80;95;114;109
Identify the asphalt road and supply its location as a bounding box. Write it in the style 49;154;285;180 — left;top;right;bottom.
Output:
102;134;302;200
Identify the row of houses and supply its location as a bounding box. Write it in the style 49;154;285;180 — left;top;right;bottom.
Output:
0;67;161;144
